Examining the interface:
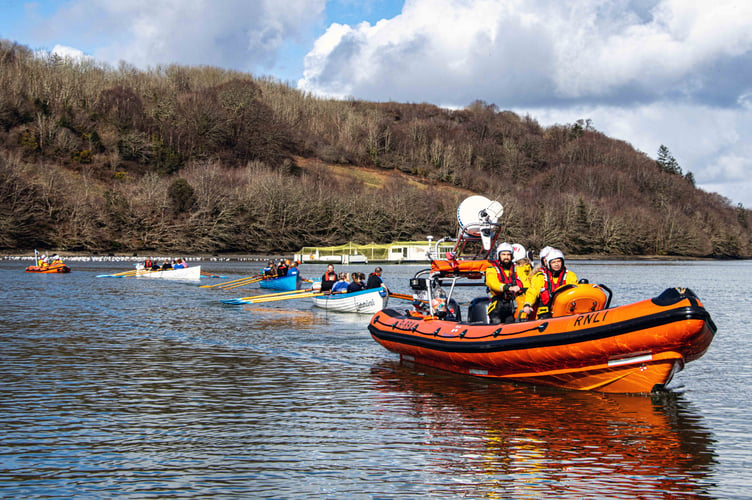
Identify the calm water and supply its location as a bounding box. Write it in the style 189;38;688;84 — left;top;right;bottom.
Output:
1;259;751;499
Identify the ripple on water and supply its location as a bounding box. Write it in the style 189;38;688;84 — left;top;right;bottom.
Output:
0;260;748;498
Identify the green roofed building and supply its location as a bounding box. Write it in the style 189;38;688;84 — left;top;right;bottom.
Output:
295;240;456;264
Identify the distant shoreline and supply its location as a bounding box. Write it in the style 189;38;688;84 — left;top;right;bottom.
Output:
3;252;744;262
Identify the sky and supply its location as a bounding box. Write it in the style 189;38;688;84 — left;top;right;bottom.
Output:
1;0;751;208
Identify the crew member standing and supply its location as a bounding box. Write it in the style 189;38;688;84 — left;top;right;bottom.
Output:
485;242;524;324
320;264;338;292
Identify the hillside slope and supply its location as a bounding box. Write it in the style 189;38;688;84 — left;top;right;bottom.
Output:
1;39;749;256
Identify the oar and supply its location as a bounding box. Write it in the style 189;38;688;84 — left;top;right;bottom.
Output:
229;288;316;302
200;275;262;288
96;269;141;278
200;275;259;288
222;291;325;305
389;292;416;301
124;269;159;278
200;271;228;279
219;277;264;290
247;291;325;303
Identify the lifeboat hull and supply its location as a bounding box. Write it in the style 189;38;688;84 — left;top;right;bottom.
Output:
25;263;71;273
368;288;716;394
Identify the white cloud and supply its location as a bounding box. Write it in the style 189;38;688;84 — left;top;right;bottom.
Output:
299;0;752;206
42;0;327;75
522;102;752;206
50;44;90;61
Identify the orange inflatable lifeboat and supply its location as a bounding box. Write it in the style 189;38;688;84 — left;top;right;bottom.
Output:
381;196;717;393
369;286;716;394
26;262;70;274
25;262;71;273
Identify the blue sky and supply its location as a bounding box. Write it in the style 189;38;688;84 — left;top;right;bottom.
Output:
2;0;752;208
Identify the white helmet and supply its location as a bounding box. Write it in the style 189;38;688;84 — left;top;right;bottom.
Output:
497;242;514;255
539;246;553;262
546;249;565;266
512;244;526;262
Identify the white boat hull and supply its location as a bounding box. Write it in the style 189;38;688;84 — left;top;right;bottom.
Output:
135;266;201;281
311;286;388;314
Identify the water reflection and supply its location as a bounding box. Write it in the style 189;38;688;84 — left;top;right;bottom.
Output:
369;361;717;498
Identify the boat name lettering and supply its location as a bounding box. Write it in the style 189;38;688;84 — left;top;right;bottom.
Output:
395;319;419;330
573;310;609;327
355;298;376;310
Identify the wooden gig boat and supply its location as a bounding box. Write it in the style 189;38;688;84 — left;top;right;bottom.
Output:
260;274;301;291
312;286;388;314
25;262;71;273
134;266;201;281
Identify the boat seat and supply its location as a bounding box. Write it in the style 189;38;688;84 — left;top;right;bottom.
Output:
441;298;462;322
551;284;609;317
467;297;490;324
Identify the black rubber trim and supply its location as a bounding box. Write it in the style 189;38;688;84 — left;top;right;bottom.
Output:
369;305;715;354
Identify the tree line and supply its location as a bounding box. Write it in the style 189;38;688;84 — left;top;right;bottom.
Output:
0;39;749;257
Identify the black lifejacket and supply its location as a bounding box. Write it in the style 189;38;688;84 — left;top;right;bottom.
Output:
321;271;337;291
366;273;382;289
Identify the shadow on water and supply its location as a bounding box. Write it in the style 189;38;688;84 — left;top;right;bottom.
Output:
369;360;718;499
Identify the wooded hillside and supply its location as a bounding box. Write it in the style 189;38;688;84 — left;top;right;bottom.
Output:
1;40;750;257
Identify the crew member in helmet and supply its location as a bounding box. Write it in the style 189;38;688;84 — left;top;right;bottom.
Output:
531;245;554;276
512;244;533;289
485;242;525;324
522;249;578;319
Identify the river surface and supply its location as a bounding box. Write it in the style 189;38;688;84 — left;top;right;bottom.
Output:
1;259;751;499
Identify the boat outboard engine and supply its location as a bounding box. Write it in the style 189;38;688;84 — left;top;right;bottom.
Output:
468;297;490;324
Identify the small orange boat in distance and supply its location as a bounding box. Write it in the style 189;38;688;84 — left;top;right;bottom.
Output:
26;251;71;273
368;196;717;394
25;262;71;273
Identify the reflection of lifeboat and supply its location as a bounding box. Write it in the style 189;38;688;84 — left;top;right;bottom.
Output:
369;362;716;496
369;285;716;394
25;263;71;273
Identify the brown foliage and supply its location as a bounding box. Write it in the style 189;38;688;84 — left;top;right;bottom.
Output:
0;38;750;257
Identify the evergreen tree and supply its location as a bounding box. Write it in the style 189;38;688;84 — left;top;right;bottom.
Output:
657;145;682;175
737;203;748;229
